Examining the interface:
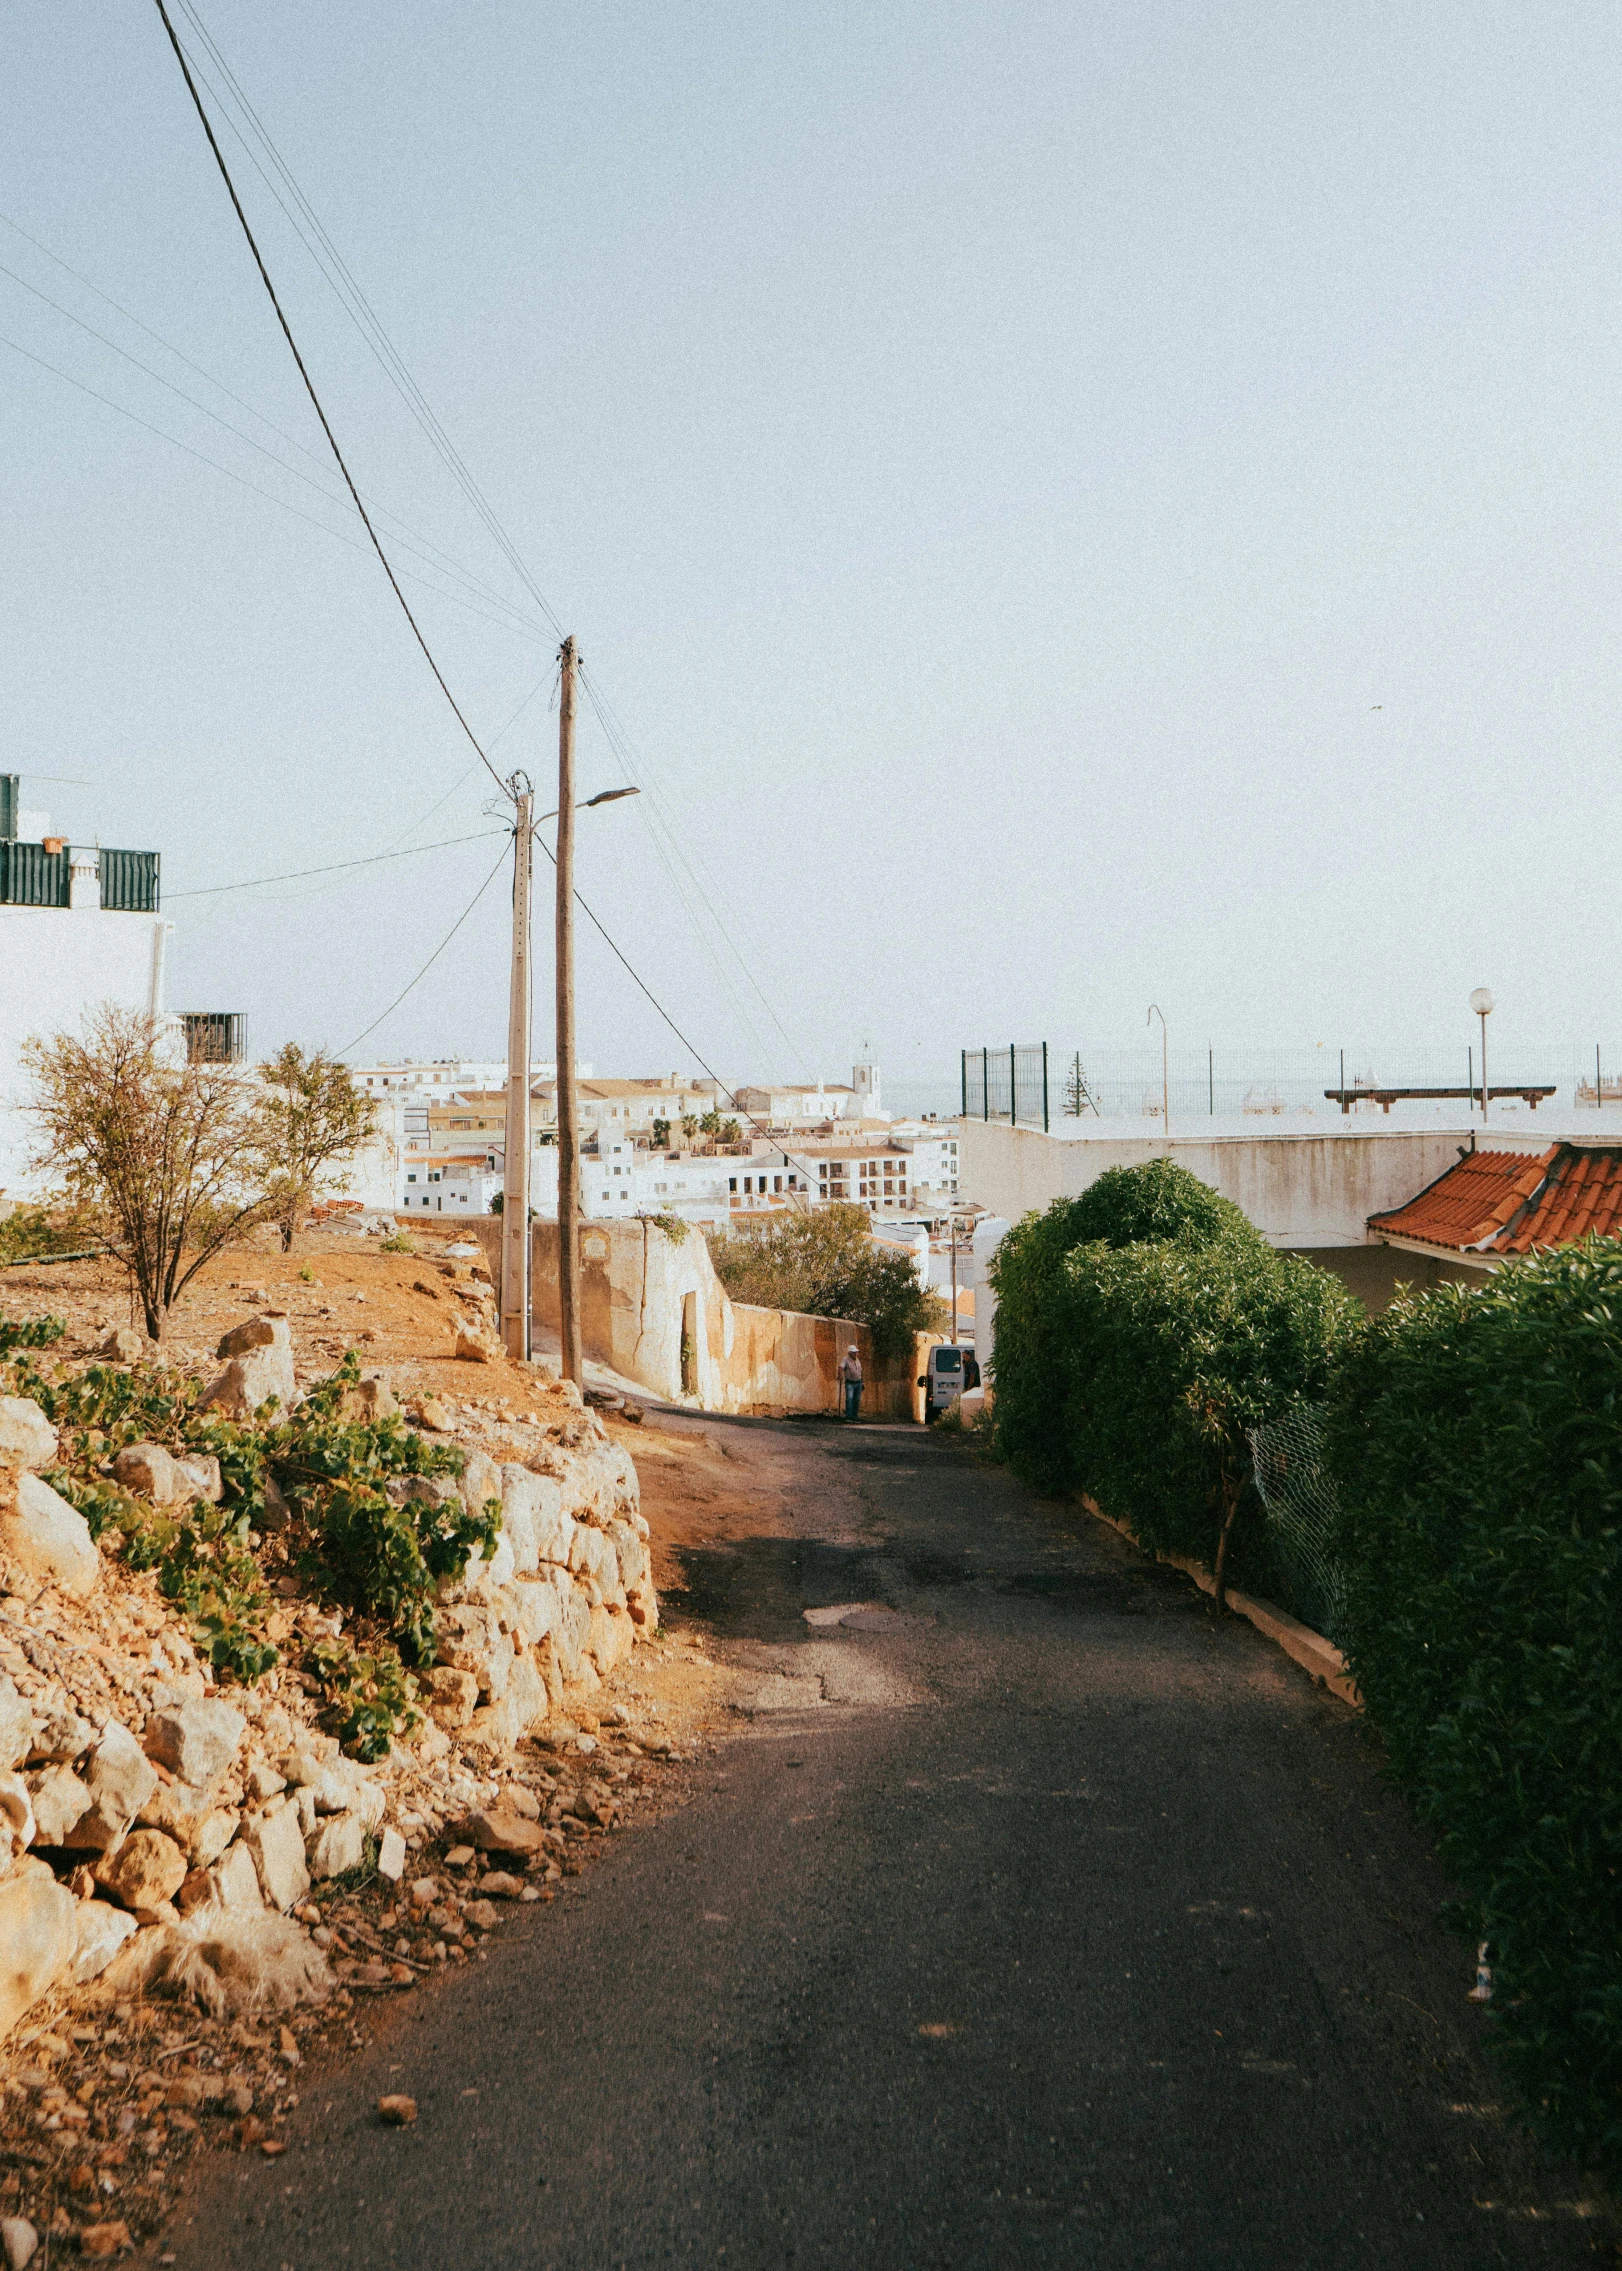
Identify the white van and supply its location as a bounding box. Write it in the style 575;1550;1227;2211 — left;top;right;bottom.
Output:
919;1343;979;1420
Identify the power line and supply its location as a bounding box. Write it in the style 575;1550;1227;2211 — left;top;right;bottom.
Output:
165;827;505;899
0;234;549;642
171;1;564;644
338;841;512;1056
161;7;807;1094
528;832;834;1196
579;661;813;1078
0;327;541;644
151;0;511;801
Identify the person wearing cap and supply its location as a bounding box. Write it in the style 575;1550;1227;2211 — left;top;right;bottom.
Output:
838;1343;863;1422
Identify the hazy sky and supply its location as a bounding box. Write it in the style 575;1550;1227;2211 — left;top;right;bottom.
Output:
4;2;1620;1099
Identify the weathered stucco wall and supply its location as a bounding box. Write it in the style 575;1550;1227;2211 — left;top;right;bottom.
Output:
477;1216;925;1418
957;1120;1494;1250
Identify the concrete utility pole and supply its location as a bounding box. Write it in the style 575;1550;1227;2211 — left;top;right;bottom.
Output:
555;637;583;1385
500;773;534;1360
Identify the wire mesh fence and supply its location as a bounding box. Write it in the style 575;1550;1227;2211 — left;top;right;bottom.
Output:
961;1045;1050;1128
1249;1403;1345;1641
957;1041;1622;1126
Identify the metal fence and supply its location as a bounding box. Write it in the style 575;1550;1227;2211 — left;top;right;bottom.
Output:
957;1041;1621;1125
1250;1403;1346;1641
100;848;160;912
182;1012;247;1065
962;1044;1050;1129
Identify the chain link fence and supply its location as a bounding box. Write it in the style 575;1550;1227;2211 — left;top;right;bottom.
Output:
1249;1403;1346;1642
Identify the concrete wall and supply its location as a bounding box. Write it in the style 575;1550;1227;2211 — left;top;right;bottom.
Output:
474;1215;925;1418
0;901;174;1200
957;1119;1490;1251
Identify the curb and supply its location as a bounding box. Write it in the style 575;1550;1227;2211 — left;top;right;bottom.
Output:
1080;1496;1360;1708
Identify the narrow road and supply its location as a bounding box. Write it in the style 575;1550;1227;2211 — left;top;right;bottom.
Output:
171;1416;1605;2268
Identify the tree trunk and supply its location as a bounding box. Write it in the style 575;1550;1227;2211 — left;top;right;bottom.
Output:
1211;1464;1243;1614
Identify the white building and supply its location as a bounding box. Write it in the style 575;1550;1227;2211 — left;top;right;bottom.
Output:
0;777;184;1201
580;1140;732;1226
733;1061;885;1127
350;1058;569;1096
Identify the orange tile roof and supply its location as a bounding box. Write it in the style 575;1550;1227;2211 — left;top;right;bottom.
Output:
1369;1144;1622;1254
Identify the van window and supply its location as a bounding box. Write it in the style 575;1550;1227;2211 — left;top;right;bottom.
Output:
934;1350;962;1371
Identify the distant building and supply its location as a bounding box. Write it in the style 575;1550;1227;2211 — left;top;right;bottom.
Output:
733;1062;885;1128
0;773;231;1201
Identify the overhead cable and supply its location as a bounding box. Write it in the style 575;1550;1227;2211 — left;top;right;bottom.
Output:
529;833;833;1195
0;229;547;642
151;0;511;800
338;841;512;1056
579;662;813;1079
165;827;506;900
162;9;809;1087
172;0;564;643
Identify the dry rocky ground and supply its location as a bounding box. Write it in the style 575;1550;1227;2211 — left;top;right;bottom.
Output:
0;1221;744;2264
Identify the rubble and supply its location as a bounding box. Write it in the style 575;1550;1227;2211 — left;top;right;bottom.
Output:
0;1250;709;2256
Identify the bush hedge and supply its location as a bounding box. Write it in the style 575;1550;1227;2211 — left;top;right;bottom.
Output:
991;1163;1358;1592
1325;1243;1622;2180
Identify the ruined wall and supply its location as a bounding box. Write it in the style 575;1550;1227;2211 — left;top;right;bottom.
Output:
475;1216;923;1418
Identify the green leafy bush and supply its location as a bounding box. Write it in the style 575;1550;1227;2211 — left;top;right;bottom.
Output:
709;1204;945;1359
11;1342;496;1721
0;1208;94;1266
990;1165;1358;1596
307;1636;419;1763
0;1311;65;1356
1325;1243;1622;2178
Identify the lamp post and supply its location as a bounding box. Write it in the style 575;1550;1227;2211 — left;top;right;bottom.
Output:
1147;1004;1169;1139
1470;988;1494;1124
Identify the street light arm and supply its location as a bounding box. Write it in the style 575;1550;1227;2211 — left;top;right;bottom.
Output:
530;786;640;830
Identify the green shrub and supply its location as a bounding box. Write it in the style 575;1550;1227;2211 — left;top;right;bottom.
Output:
0;1311;65;1356
13;1344;497;1717
709;1204;945;1359
990;1161;1271;1496
1052;1158;1262;1253
303;1479;497;1665
1325;1243;1622;2178
307;1636;419;1763
0;1209;93;1266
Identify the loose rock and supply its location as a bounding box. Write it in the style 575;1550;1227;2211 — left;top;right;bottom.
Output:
143;1698;244;1791
0;1470;99;1598
0;1399;56;1472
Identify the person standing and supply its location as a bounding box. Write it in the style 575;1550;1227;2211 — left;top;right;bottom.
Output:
839;1344;863;1422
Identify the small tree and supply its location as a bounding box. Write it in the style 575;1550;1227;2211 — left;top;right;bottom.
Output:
680;1114;698;1140
256;1044;374;1251
718;1117;741;1144
708;1203;945;1358
24;1006;269;1340
698;1108;722;1138
651;1116;671;1149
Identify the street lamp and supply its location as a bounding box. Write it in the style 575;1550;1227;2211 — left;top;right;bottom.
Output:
1470;987;1494;1124
1147;1004;1169;1139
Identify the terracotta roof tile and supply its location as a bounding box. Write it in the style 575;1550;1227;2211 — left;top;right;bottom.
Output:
1370;1144;1622;1254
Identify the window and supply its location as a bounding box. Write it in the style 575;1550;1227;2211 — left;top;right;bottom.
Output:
773;1175;782;1193
729;1177;738;1192
406;1173;417;1183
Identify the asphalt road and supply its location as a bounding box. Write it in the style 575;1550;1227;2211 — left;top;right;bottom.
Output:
169;1415;1608;2269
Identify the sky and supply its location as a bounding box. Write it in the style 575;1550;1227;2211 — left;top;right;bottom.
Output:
4;1;1621;1107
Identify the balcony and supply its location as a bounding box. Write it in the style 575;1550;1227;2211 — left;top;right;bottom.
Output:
0;842;160;911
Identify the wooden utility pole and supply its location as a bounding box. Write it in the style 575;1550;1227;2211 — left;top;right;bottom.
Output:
555;637;582;1385
500;775;533;1360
